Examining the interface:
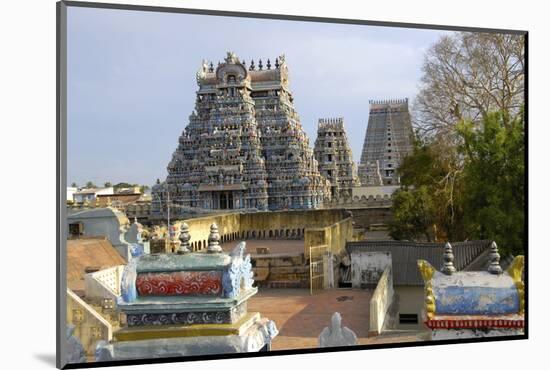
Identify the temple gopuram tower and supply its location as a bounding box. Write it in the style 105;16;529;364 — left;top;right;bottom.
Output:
314;118;360;198
152;52;330;216
358;99;414;186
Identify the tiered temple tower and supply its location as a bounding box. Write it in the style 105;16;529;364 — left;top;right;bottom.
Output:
358;99;414;186
152;52;330;216
314;118;360;198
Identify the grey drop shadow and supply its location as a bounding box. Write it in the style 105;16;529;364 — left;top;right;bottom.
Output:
34;353;57;367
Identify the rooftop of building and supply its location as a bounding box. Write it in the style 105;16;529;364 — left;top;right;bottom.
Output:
197;52;288;88
368;98;409;110
67;207;130;226
345;240;494;286
74;187;113;195
318;117;345;129
67;238;126;295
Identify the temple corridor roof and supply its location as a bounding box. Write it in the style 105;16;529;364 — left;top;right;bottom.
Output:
345;240;493;286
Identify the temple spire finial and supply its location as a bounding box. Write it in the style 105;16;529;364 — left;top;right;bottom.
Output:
258;59;263;70
488;241;503;274
441;242;456;275
178;222;191;254
207;223;222;253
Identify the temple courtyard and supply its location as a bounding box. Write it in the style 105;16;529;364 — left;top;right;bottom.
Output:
247;288;424;350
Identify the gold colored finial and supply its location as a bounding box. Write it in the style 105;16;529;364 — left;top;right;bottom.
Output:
418;260;436;319
417;260;435;282
507;255;524;281
507;256;525;315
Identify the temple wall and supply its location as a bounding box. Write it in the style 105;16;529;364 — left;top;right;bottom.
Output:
351;251;392;288
392;286;424;330
304;217;354;259
67;289;113;358
177;213;242;251
172;209;348;252
345;207;393;230
253;254;309;288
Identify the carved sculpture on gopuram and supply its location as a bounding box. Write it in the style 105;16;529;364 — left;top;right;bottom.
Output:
314;117;360;199
358;99;414;186
152;52;331;217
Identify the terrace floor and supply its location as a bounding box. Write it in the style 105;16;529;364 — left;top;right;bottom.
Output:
247;288;424;351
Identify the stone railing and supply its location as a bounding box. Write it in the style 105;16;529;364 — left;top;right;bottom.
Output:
66;289;113;357
368;266;393;336
84;265;124;305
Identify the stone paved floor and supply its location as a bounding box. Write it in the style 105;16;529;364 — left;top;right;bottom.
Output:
248;288;424;350
248;288;369;350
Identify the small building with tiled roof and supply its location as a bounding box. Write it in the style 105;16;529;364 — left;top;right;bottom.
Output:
73;187;114;203
345;240;493;286
344;239;495;332
67;238;126;296
67;207;133;260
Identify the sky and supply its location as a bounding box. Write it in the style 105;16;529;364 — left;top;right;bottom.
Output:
67;6;450;187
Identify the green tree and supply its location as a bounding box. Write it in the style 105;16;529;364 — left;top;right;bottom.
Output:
389;186;435;242
85;181;97;188
392;111;525;256
70;182;78;187
457;111;525;256
397;139;466;241
104;181;112;187
113;182;132;190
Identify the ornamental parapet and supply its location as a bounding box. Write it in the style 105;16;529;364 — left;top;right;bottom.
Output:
417;243;524;340
96;238;277;361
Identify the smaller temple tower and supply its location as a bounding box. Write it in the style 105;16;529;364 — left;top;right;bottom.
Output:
314;118;360;199
358;99;414;186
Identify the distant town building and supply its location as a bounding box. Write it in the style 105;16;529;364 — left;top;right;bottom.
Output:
124;198;152;224
358;99;414;186
314;117;360;198
152;52;330;216
67;207;147;260
67;187;78;202
73;187;114;203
